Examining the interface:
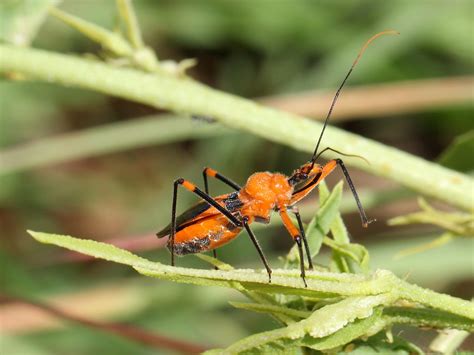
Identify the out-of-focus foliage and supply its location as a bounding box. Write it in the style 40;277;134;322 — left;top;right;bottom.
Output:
27;182;473;353
438;130;474;173
0;0;58;46
1;0;473;354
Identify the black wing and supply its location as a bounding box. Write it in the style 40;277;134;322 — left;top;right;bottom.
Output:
156;192;243;238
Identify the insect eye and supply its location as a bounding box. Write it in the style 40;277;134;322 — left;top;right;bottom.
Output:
299;173;308;180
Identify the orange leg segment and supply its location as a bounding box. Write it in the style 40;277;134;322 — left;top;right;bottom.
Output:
202;167;241;194
201;168;242;263
280;208;308;287
291;159;373;227
169;178;272;282
170;178;242;267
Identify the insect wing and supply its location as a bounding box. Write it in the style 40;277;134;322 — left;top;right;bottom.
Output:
156;200;211;238
171;214;242;255
156;193;234;238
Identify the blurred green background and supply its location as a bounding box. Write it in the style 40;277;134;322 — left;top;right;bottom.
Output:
1;0;473;354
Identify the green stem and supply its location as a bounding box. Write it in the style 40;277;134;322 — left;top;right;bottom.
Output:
116;0;144;49
1;45;472;210
397;279;474;319
383;307;474;331
0;115;228;175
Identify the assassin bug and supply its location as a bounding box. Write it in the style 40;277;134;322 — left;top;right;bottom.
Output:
157;31;397;286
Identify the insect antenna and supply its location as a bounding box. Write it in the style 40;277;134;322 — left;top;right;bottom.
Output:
310;30;399;166
314;147;370;165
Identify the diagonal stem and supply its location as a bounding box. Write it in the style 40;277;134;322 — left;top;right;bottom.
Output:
0;44;472;210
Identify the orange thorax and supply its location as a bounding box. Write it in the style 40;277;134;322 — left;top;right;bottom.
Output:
238;172;293;222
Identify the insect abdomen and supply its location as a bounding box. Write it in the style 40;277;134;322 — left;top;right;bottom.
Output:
169;236;211;255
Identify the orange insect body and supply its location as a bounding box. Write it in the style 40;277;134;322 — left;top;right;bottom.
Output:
239;172;293;223
157;31;398;285
158;163;330;255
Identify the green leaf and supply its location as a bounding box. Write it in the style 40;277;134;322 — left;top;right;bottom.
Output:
306;181;344;258
49;6;133;56
438;130;474;173
388;198;473;236
328;214;352;273
218;296;392;353
318;180;331;203
28;230;474;333
0;0;59;46
394;232;454;260
115;0;144;49
324;237;370;272
382;306;474;331
28;230;398;297
330;214;350;244
302;308;385;351
229;301;310;320
346;333;424;355
28;230;154;269
286;181;343;266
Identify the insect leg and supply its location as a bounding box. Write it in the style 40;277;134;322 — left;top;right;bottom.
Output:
279;208;308;287
202;168;241;264
242;218;272;283
170;180;179;266
202;167;241;193
333;159;375;227
291;207;314;270
170;178;243;266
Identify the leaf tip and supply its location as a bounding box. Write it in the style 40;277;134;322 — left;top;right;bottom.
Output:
26;229;39;239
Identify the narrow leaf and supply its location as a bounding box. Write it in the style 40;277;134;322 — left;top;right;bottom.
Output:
324;237;370;272
347;333;424;355
28;230;397;297
49;7;132;56
219;295;392;353
297;294;392;338
306;181;344;258
229;302;310;320
286;181;343;265
28;230;154;269
438;130;474;173
116;0;144;49
0;0;59;46
394;232;454;259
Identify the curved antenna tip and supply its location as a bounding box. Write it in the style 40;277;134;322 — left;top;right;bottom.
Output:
310;30;399;163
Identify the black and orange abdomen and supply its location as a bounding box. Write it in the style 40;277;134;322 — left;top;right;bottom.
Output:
170;215;242;255
157;192;244;255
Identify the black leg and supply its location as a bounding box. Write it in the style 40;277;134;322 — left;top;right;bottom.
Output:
170;178;243;267
202;167;241;267
202;170;218;265
202;167;241;193
335;159;375;227
295;237;307;288
170;180;179;267
176;179;242;226
280;208;309;287
242;218;272;283
293;209;313;270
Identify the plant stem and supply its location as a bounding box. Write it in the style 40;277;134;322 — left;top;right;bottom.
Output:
116;0;144;49
397;279;474;320
0;115;228;175
260;76;474;121
1;45;472;210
